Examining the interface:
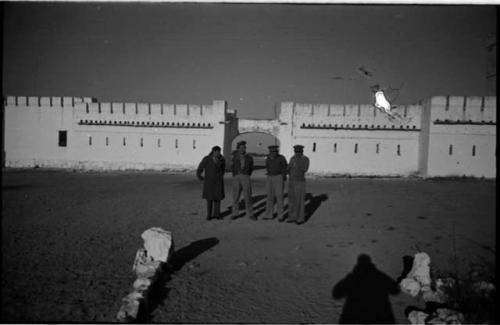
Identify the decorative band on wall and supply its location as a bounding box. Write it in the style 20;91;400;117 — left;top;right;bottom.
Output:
77;120;213;129
300;124;420;131
433;120;496;125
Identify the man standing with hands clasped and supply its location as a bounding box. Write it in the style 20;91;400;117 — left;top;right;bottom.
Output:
263;145;288;221
286;145;310;225
231;141;256;220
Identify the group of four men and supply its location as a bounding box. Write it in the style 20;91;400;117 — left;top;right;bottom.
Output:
196;141;310;225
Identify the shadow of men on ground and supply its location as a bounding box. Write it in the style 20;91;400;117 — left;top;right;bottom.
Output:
332;254;400;324
304;193;328;223
221;194;267;219
141;237;219;322
253;193;289;218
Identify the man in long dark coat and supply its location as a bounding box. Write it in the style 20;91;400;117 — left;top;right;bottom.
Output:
197;146;225;220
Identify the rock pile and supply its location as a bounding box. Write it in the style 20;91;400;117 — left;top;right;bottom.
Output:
400;252;432;297
400;252;496;324
116;227;174;322
399;252;456;304
400;252;464;324
408;308;465;325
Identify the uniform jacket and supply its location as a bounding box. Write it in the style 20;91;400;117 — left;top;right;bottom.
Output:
231;153;254;176
288;154;310;182
265;154;288;177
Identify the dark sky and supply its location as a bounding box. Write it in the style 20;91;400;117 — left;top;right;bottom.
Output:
2;3;496;119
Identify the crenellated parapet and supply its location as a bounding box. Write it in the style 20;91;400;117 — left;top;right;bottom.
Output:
4;95;95;107
425;96;496;137
291;102;422;133
419;96;496;178
3;95;227;131
74;101;224;130
429;96;496;124
75;102;221;118
3;95;226;122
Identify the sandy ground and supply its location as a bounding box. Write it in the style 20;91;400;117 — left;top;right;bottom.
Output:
1;168;496;323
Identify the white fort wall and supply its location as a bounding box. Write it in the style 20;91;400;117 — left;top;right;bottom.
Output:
3;94;496;177
4;96;93;166
277;97;495;177
422;96;496;178
278;102;422;176
4;96;226;170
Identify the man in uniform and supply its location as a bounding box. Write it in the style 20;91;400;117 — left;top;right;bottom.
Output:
286;145;310;225
231;141;256;220
263;145;288;221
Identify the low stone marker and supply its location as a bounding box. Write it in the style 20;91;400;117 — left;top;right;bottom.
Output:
400;253;456;304
400;277;422;297
400;252;431;296
116;227;174;322
141;228;174;263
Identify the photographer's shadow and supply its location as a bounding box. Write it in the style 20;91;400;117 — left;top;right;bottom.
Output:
332;254;400;324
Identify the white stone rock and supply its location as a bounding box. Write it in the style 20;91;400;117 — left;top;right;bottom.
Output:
124;291;144;303
400;278;421;296
422;289;446;303
116;291;144;322
117;228;174;322
131;247;161;278
116;307;133;323
420;284;432;293
408;310;429;324
133;277;152;292
141;227;174;263
408;252;432;287
132;248;152;272
134;260;162;279
427;308;464;325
